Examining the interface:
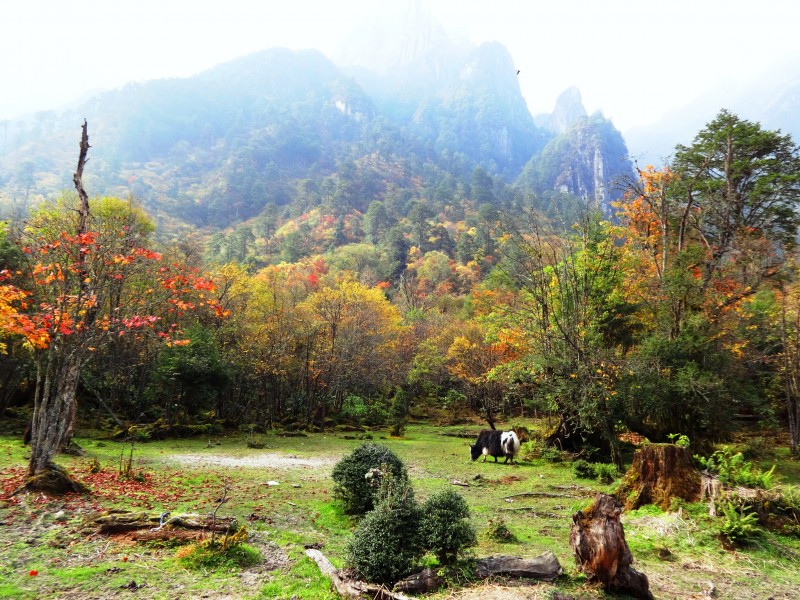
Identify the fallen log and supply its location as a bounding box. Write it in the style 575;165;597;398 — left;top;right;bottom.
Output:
304;549;415;600
475;551;562;581
498;507;561;518
89;510;237;535
570;493;653;600
393;568;443;594
440;431;481;439
305;547;563;597
548;485;596;496
505;492;579;500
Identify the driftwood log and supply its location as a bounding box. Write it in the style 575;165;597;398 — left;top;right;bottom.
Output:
90;510;237;536
615;443;701;510
305;549;563;598
393;568;444;594
304;549;415;600
570;494;653;600
475;551;562;580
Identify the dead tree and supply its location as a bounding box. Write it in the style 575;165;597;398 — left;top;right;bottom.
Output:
570;494;653;600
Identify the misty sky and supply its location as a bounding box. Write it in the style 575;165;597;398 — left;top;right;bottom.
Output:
2;0;798;131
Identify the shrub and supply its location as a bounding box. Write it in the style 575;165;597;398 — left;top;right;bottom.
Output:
741;436;773;460
522;440;566;463
340;395;368;424
509;424;532;443
389;388;410;437
572;460;617;484
667;433;691;448
573;459;595;479
331;442;408;515
175;526;261;569
540;446;566;463
484;517;516;542
593;463;619;484
420;490;477;564
346;474;422;584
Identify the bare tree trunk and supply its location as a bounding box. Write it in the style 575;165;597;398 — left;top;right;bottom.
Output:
781;278;800;456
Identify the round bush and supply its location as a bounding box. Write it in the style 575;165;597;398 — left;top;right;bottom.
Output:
347;478;422;584
331;442;408;515
420;489;476;564
573;459;596;479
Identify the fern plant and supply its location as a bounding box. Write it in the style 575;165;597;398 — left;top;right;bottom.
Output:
695;447;776;489
718;501;761;545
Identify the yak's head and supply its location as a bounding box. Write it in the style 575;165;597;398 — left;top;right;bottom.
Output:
469;443;482;462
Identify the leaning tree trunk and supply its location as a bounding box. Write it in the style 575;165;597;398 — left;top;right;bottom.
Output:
26;343;88;493
570;493;653;600
25;122;92;495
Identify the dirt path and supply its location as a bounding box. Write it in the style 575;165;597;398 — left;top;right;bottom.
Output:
167;452;338;469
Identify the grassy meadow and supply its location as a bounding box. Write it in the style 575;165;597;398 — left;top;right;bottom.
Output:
0;422;798;599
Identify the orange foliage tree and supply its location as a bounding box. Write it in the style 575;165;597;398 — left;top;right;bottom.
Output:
2;126;225;492
8;197;225;492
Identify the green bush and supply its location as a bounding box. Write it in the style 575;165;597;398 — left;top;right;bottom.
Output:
540;446;566;463
331;442;408;515
572;460;618;484
420;490;477;564
389;388;410;437
484;517;516;542
346;475;422;584
667;433;691;448
175;526;261;570
522;440;566;463
593;463;619;484
573;459;595;479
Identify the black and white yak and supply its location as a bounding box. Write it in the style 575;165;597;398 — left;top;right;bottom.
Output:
469;430;520;464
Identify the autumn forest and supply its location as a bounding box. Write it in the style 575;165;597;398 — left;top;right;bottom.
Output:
1;105;799;496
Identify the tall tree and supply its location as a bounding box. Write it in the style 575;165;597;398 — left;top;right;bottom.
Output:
6;124;225;493
497;213;634;464
672;110;800;294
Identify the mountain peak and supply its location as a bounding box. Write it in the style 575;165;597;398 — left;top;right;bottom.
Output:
536;86;588;134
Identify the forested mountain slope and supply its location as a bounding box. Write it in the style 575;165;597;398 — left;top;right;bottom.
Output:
0;42;632;235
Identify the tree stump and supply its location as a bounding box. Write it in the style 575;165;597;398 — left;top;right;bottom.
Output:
570;493;653;600
614;443;700;510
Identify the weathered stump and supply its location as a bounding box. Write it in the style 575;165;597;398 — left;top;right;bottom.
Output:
570;494;653;600
615;443;700;510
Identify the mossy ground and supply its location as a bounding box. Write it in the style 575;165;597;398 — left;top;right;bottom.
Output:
0;423;798;599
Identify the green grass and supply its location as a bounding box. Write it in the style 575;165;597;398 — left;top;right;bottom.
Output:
1;423;799;599
256;553;339;599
